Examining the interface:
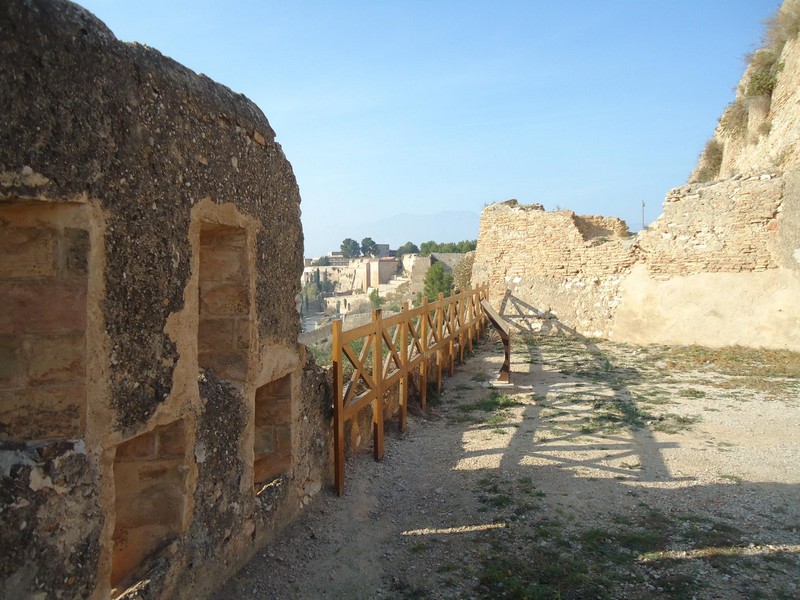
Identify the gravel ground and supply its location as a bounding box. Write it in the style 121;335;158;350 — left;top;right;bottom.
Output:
213;334;800;599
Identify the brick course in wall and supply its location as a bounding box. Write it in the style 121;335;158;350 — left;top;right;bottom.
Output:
639;175;783;277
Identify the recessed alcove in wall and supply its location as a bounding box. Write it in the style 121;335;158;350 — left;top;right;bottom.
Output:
253;373;292;489
0;201;88;442
111;420;187;588
198;223;250;383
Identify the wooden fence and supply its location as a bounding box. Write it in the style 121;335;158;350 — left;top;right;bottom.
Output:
332;285;489;495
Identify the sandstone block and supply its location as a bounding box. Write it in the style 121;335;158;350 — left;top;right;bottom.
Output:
156;421;185;458
198;317;235;352
254;452;290;484
200;283;248;317
0;225;58;279
0;282;86;335
0;336;22;389
253;426;274;454
62;228;89;277
198;350;247;382
25;332;85;385
0;384;85;441
116;430;157;460
275;425;291;452
199;246;246;282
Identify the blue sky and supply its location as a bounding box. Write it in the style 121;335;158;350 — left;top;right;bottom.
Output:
79;1;782;257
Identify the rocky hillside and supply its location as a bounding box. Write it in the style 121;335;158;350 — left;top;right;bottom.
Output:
691;0;800;181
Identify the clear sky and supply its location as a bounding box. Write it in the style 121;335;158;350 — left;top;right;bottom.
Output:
79;0;782;257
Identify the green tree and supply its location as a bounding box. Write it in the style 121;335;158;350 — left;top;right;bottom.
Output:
311;256;331;266
396;241;419;258
418;239;477;257
341;238;360;258
419;240;436;257
361;237;379;257
423;262;454;301
369;288;384;308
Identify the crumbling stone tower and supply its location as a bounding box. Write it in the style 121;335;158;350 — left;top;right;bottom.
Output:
1;1;331;597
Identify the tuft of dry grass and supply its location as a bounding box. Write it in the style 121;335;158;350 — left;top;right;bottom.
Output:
654;345;800;379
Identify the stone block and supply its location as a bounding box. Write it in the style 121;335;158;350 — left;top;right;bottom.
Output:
199;246;246;282
255;396;291;426
198;350;247;382
156;421;185;458
235;318;249;349
198;317;235;353
0;281;86;335
199;283;248;317
0;336;22;389
62;228;89;277
116;430;157;460
254;452;290;484
0;384;84;441
256;374;291;400
25;332;85;385
199;224;246;249
138;461;183;483
253;426;274;455
275;424;291;452
0;224;58;279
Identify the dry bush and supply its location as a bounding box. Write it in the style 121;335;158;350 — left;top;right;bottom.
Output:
719;99;748;138
765;1;800;51
694;138;724;183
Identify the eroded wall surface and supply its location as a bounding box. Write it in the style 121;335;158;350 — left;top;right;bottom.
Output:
0;1;347;598
472;173;800;350
472;201;637;338
613;173;800;349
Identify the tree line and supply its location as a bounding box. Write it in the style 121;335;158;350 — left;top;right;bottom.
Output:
332;238;477;260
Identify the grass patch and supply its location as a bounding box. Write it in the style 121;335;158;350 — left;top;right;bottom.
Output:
651;413;700;434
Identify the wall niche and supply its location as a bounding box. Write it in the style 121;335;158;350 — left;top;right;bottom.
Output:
111;420;188;589
253;374;292;490
198;223;250;384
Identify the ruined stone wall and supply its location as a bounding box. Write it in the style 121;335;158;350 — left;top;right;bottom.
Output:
612;172;800;349
472;175;799;349
472;201;637;338
638;175;784;276
0;2;351;598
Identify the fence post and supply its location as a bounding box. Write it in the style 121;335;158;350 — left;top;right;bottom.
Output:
400;302;408;433
467;291;475;354
372;308;384;461
436;292;444;393
447;290;461;377
420;297;428;411
332;319;345;496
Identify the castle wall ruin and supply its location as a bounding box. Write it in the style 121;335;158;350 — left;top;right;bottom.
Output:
472;173;800;350
0;2;376;598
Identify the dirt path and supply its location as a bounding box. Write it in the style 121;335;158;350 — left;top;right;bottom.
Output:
213;335;800;599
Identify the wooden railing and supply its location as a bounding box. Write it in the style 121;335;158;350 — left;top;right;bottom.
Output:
332;285;489;495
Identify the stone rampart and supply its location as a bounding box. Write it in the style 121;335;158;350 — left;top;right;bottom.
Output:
472;201;637;338
473;173;800;349
0;2;374;598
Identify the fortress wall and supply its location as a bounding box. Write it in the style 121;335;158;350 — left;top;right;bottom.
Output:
0;2;363;598
472;201;637;338
473;173;800;350
612;171;800;349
